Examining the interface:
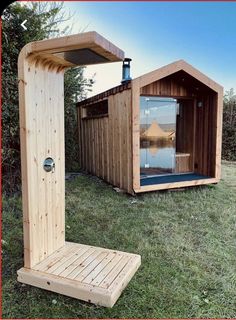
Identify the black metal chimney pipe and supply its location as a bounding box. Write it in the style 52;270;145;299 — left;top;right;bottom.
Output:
121;58;132;84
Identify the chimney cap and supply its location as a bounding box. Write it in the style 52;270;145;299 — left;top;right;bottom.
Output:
123;58;132;62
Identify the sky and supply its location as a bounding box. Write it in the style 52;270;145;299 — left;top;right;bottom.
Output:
59;1;236;97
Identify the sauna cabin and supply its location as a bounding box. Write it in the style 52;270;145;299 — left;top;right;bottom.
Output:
77;59;223;194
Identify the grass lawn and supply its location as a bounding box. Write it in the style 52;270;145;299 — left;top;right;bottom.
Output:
2;162;236;318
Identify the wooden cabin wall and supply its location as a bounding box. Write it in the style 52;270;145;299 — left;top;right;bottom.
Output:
140;78;190;96
77;89;133;193
194;93;217;177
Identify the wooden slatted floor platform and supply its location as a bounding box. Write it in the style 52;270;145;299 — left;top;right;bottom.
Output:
17;242;141;307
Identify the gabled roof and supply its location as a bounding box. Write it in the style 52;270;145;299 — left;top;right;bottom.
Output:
77;59;223;107
133;59;223;93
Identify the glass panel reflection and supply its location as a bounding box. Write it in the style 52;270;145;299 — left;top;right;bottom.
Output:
140;96;177;177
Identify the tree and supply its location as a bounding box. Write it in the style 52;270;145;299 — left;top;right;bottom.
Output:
2;2;93;192
222;88;236;161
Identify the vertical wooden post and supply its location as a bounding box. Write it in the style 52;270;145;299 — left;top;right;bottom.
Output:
131;79;141;191
18;32;124;268
215;87;224;180
19;45;65;268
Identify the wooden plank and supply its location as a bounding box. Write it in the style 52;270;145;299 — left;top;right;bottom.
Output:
175;153;191;173
102;118;105;179
93;119;98;175
19;52;65;268
82;252;117;284
131;79;141;191
192;99;197;172
34;243;73;272
65;242;140;258
81;118;85;170
108;95;115;185
97;119;101;177
103;118;108;181
91;120;95;175
86;120;90;172
46;245;83;274
136;178;219;193
98;119;102;178
59;247;96;278
97;118;101;177
108;255;141;293
203;96;209;175
99;255;131;289
113;94;118;187
126;90;133;194
118;94;123;188
77;82;131;108
18;241;141;307
108;255;141;307
89;120;93;173
91;253;123;286
84;120;89;173
75;252;108;282
137;60;223;93
29;31;124;62
52;246;90;276
17;248;140;309
17;267;112;307
67;248;102;279
215;88;223;179
120;92;126;190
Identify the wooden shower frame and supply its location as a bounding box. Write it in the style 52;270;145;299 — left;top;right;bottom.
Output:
17;32;141;308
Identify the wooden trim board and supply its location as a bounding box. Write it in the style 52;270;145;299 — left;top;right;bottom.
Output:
134;60;223;93
135;178;219;193
20;31;124;68
17;242;141;308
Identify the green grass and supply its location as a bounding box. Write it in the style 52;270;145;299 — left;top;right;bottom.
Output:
2;162;236;318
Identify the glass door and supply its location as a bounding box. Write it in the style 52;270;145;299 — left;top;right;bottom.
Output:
140;96;177;177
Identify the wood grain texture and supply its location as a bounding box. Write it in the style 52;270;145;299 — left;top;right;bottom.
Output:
19;50;65;268
26;31;124;65
77;60;222;194
137;60;223;93
18;32;125;267
18;33;141;308
17;242;141;308
136;178;219;193
175;153;191;173
77;90;133;193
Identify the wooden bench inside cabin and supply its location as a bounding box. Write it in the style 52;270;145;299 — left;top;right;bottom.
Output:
175;152;191;173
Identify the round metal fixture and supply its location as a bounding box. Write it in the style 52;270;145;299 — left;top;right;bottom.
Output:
43;157;55;172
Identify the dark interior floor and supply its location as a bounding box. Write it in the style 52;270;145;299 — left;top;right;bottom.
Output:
140;173;210;186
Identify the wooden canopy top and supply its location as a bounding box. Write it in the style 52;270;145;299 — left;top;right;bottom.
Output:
19;31;125;69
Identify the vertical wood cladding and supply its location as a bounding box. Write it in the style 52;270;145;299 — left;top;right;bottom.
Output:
77;89;133;193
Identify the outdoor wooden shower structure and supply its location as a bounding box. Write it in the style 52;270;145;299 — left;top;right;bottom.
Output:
17;32;141;307
77;60;223;194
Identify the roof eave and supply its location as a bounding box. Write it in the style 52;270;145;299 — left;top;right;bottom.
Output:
133;59;223;94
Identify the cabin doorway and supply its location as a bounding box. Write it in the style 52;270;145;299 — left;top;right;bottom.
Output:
140;96;195;183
